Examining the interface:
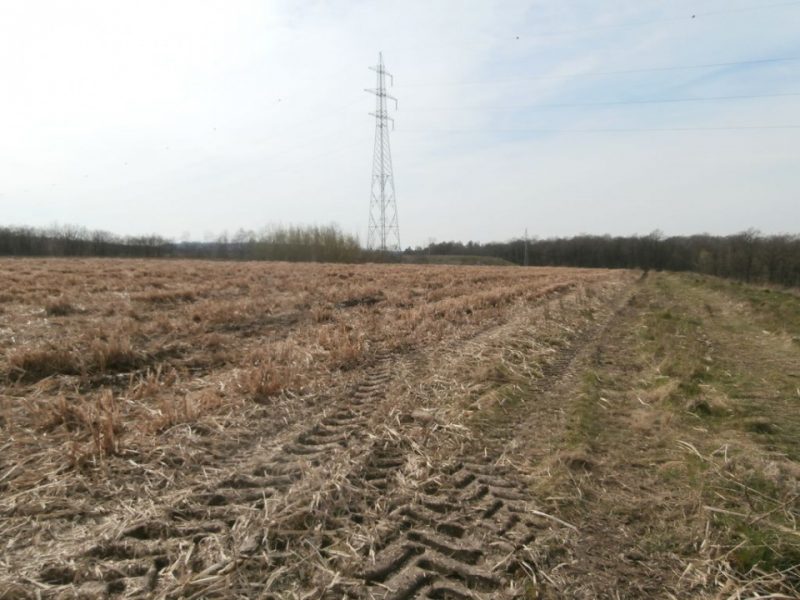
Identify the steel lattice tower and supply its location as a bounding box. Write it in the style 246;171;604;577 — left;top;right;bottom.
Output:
366;52;400;252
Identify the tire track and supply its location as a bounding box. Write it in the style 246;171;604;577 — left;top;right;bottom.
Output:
331;287;636;599
350;456;539;599
37;355;399;597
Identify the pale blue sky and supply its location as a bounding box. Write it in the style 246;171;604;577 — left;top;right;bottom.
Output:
1;0;798;247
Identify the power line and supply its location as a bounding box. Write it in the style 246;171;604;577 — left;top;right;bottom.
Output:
524;1;800;38
693;1;800;18
401;92;800;112
397;125;800;134
396;57;800;88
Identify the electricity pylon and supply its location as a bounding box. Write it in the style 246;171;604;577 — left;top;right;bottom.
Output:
366;52;400;252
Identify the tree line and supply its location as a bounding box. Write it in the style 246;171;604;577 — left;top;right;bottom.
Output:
2;224;799;287
0;225;170;258
181;225;365;262
0;224;368;263
406;231;800;287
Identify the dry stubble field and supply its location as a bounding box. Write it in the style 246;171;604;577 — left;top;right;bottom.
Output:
0;259;798;599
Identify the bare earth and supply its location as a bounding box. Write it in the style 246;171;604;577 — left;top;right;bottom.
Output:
0;260;797;599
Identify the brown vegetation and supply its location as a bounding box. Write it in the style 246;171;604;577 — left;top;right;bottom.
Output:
4;260;793;598
0;258;612;465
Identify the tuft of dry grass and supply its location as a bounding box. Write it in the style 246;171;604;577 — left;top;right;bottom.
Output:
34;394;93;433
90;335;139;372
317;324;365;369
243;362;290;402
311;305;334;323
28;389;123;460
44;296;76;316
240;343;305;402
92;388;121;456
134;289;197;304
7;346;81;380
148;389;223;432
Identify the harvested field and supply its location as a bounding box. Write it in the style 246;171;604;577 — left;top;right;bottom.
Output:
1;259;798;598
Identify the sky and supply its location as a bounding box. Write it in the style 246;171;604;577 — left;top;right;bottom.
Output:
1;0;799;247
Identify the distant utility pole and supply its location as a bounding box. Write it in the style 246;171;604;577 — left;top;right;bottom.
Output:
366;52;400;252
